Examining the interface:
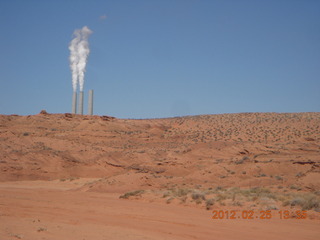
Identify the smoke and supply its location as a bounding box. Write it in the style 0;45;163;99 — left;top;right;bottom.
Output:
69;30;81;92
69;26;93;92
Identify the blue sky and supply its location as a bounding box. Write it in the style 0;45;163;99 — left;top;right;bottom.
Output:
0;0;319;118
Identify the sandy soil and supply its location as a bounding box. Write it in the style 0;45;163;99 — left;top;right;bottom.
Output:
0;180;319;240
0;112;319;239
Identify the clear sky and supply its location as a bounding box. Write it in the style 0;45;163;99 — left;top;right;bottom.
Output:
0;0;319;118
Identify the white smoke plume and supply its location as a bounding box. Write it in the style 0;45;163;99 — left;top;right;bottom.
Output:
69;26;93;92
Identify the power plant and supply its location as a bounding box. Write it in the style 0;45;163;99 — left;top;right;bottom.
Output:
88;89;94;115
69;26;93;116
78;91;84;115
71;90;94;115
72;92;77;114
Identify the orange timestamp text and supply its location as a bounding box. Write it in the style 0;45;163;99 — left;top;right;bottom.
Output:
211;210;308;220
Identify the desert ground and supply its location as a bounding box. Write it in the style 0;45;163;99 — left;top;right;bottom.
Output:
0;112;319;239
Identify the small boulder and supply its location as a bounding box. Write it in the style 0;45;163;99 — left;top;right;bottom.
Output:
40;110;48;115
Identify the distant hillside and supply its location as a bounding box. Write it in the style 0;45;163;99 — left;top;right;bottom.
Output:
0;112;319;193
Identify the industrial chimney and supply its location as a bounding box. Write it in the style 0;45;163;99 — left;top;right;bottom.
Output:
88;89;94;115
72;92;77;114
78;91;84;115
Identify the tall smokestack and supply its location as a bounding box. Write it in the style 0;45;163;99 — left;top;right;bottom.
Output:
78;91;84;115
72;92;77;114
88;89;93;115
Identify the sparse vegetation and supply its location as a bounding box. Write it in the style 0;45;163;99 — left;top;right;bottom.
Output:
118;186;320;213
283;193;320;210
119;190;145;199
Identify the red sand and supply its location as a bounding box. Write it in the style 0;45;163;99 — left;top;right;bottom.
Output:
0;112;319;239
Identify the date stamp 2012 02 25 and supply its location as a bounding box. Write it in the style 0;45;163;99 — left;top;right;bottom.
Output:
211;210;308;220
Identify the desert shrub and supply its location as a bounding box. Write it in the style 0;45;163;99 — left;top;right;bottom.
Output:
229;187;240;192
174;188;190;197
301;195;320;210
232;201;243;207
266;205;278;210
215;193;228;201
180;196;187;203
247;187;270;196
162;191;170;198
290;185;301;190
191;192;206;201
119;190;145;199
166;197;174;204
314;191;320;196
205;198;215;210
235;156;249;164
237;187;276;202
295;172;304;178
281;193;320;211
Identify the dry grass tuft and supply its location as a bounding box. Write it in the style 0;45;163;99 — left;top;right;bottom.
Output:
119;190;145;199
